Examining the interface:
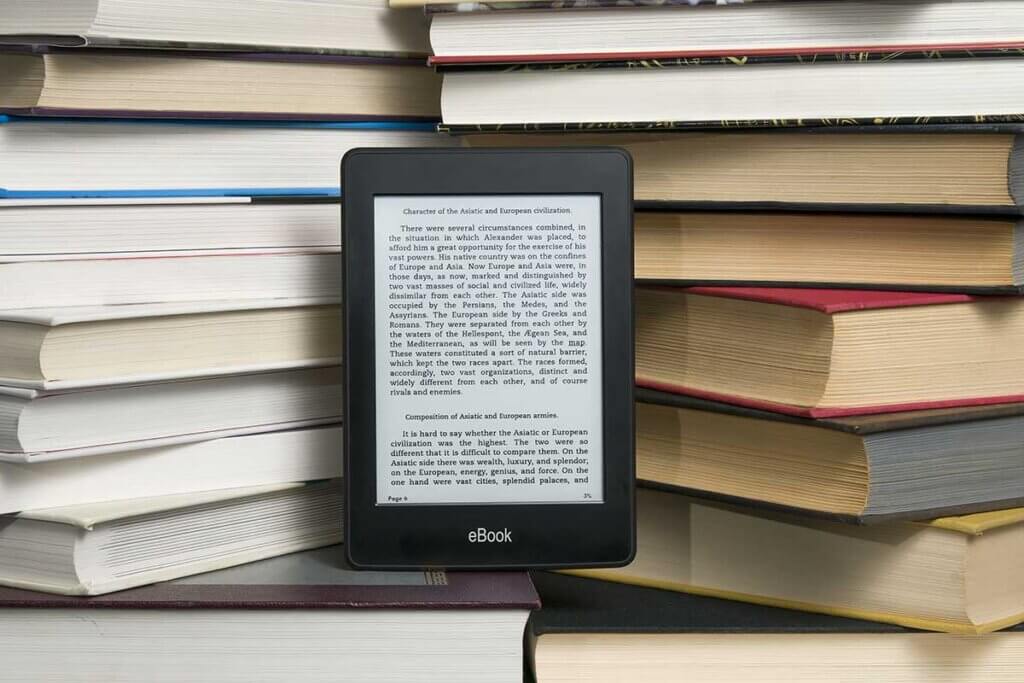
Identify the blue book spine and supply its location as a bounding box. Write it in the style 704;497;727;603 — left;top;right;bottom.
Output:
0;114;439;131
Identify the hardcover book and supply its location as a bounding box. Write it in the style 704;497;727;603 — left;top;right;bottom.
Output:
0;299;339;387
0;426;343;514
635;286;1024;416
633;210;1024;293
463;130;1024;213
0;547;537;682
428;0;1024;64
0;367;342;461
0;196;340;259
568;488;1024;634
440;58;1024;131
0;116;448;197
0;0;431;57
0;49;441;121
637;388;1024;521
531;572;1024;683
0;253;339;308
0;481;345;595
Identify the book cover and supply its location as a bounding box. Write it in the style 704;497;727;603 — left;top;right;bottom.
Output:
637;387;1024;523
531;570;905;636
637;286;1024;418
0;47;440;122
0;546;539;610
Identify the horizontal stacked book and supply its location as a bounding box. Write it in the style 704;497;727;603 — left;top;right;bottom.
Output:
407;0;1024;679
0;2;534;681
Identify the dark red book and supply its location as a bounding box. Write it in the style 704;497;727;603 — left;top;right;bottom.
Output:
636;285;1024;417
0;547;538;681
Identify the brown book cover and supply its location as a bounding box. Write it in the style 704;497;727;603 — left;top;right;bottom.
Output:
0;546;540;610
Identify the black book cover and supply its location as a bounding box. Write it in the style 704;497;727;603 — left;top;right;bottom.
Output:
530;571;908;635
637;388;1024;523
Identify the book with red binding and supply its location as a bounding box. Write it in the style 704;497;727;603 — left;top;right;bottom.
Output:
636;285;1024;417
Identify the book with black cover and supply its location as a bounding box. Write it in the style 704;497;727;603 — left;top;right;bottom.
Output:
530;573;1024;682
439;55;1024;132
531;571;904;636
637;387;1024;522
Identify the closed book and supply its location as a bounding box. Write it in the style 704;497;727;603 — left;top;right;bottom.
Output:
0;547;536;682
428;0;1024;64
568;488;1024;634
0;481;344;596
0;0;430;57
0;196;339;259
464;130;1024;213
0;49;441;120
636;388;1024;521
0;426;342;514
441;58;1024;131
0;117;447;198
530;572;1024;683
636;286;1024;417
634;210;1024;293
0;367;341;462
0;299;339;387
0;253;339;308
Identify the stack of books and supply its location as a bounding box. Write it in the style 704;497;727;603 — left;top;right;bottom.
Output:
0;1;447;594
404;0;1024;678
0;6;538;681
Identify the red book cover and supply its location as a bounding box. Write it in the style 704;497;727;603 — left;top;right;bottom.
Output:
684;286;977;314
639;286;1024;418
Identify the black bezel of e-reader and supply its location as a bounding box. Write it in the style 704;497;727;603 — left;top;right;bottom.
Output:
342;147;634;570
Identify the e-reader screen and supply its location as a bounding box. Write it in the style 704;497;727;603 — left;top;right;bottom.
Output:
373;194;604;506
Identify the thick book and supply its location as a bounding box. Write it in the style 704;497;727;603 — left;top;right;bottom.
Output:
429;0;1024;64
0;367;342;461
0;116;447;197
463;130;1024;214
0;0;430;57
568;488;1024;634
530;572;1024;683
637;388;1024;521
634;210;1024;293
636;286;1024;417
0;481;344;595
0;196;340;259
0;253;339;308
0;426;342;514
0;49;441;121
0;299;339;387
0;547;536;682
440;57;1024;131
